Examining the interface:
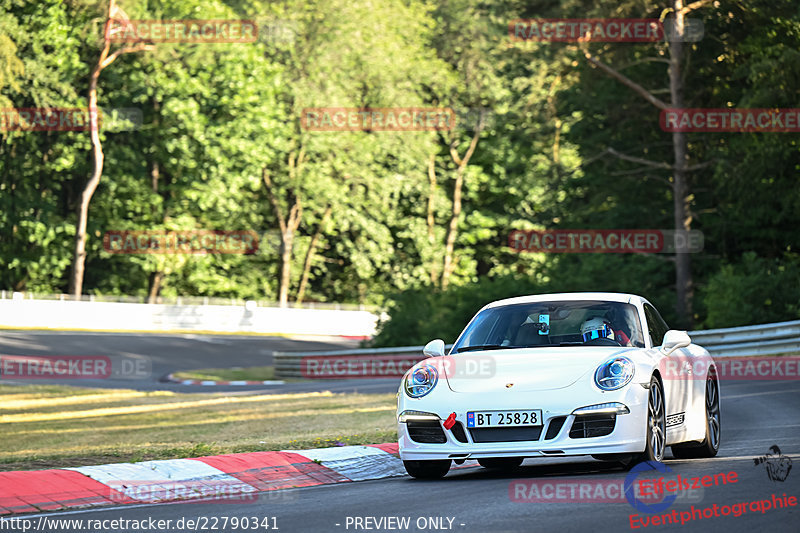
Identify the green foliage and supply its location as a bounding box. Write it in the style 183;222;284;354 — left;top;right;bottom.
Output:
372;275;544;346
702;252;800;328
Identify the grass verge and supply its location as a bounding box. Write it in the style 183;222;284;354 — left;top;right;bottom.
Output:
0;384;397;471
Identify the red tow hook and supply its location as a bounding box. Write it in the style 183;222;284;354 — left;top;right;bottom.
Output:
443;412;457;430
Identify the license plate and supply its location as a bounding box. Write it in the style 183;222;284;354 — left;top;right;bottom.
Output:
466;410;543;428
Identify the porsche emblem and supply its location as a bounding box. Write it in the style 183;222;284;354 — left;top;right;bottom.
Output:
505;383;514;388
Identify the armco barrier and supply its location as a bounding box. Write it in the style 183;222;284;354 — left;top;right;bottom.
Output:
688;320;800;357
274;320;800;379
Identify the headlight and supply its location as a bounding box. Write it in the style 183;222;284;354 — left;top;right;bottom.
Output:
594;356;635;391
404;364;438;398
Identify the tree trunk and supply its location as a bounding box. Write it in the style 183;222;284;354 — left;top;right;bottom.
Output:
146;153;162;304
278;230;295;307
669;1;693;327
295;204;332;305
547;75;563;167
147;271;163;304
69;47;106;298
262;160;303;307
427;153;438;284
440;114;485;289
68;0;151;298
441;166;464;289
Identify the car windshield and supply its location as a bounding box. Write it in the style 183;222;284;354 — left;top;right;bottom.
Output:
451;300;645;353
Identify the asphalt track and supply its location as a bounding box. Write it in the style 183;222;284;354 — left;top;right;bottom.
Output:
13;379;800;533
0;330;403;394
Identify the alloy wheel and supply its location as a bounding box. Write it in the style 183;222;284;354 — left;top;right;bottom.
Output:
648;379;665;461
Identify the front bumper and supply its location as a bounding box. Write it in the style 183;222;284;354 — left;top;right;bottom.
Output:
398;379;649;461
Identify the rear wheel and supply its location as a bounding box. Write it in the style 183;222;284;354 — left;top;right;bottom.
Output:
403;459;451;479
477;457;524;470
671;373;720;459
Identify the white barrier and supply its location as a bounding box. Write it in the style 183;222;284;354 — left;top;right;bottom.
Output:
0;298;380;337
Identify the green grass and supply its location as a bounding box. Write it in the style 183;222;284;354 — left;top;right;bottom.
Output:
172;366;277;381
0;384;397;471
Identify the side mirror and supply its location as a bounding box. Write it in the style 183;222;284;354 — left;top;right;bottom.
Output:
423;339;446;358
661;330;691;354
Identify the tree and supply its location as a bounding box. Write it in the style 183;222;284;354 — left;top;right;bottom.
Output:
255;0;445;305
426;0;510;289
69;0;151;297
579;0;715;327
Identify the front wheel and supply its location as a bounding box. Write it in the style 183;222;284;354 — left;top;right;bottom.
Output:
671;373;720;459
403;459;451;479
635;375;666;464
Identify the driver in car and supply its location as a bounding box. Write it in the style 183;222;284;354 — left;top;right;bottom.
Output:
580;317;632;346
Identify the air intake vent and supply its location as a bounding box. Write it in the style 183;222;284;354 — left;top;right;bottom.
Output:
544;416;567;440
407;420;447;443
450;422;468;443
569;414;616;439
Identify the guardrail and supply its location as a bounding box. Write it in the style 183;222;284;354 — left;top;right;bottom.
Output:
688;320;800;358
274;320;800;379
275;345;452;379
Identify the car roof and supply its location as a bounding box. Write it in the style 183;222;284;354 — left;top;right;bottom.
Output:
483;292;644;310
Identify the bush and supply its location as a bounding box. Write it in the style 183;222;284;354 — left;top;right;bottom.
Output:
370;276;542;347
701;252;800;328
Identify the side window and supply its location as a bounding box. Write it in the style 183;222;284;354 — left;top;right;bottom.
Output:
643;304;669;347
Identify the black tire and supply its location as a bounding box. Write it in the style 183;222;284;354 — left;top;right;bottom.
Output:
671;373;720;459
403;459;451;479
635;375;666;464
477;457;524;469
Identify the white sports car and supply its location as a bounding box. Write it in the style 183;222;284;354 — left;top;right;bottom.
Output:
397;292;721;479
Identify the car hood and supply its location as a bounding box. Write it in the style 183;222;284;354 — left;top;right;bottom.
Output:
441;347;637;393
